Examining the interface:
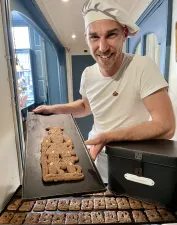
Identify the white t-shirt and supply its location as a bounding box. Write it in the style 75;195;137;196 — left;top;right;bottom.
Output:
79;53;168;183
80;53;168;138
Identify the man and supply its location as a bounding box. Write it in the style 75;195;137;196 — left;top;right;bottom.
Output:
33;0;175;183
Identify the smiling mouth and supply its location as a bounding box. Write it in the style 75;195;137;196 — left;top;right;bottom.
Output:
98;53;114;60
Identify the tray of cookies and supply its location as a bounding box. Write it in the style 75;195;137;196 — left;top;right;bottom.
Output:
1;187;177;224
22;113;105;200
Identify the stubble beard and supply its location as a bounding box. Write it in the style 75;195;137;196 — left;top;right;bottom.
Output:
92;49;122;72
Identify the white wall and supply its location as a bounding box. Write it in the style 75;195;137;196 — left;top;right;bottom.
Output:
169;0;177;140
0;1;20;212
129;0;152;22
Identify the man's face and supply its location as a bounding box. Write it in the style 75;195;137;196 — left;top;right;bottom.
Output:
85;20;126;72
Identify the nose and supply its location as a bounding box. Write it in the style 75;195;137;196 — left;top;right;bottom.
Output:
99;38;109;53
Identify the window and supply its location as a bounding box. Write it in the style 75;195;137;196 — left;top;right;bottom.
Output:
16;50;34;108
12;25;34;109
12;27;30;49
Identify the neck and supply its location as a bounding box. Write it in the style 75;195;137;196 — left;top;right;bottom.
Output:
99;53;124;77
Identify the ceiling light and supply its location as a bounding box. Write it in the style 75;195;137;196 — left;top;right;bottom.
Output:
72;34;76;39
62;0;69;2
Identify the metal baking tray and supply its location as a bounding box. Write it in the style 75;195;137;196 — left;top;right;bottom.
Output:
22;113;106;200
1;187;177;225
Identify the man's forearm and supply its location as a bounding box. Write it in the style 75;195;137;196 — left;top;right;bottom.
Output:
106;120;175;143
52;100;90;118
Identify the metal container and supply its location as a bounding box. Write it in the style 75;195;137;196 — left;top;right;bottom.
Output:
106;140;177;210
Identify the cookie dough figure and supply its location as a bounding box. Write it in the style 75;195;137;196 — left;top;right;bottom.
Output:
34;0;175;183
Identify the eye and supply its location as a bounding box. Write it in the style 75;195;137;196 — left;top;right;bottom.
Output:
89;36;99;40
106;33;118;38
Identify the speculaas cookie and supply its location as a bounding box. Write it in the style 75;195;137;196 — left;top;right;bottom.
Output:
38;213;53;224
144;209;162;222
132;210;148;223
104;211;117;223
65;213;78;224
45;199;58;211
78;212;91;224
81;199;93;211
157;209;176;222
58;199;70;211
105;197;117;209
10;213;26;224
24;213;40;224
116;197;130;209
117;211;132;223
7;199;22;211
141;201;156;209
0;212;14;224
69;199;81;211
91;212;104;224
33;200;47;212
128;198;143;209
52;213;65;224
19;201;35;212
94;198;105;210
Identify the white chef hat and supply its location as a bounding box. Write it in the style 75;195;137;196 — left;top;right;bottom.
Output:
82;0;139;36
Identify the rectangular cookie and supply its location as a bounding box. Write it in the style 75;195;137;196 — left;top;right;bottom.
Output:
117;211;131;223
19;201;35;211
128;198;143;209
52;213;65;224
116;197;130;209
141;201;155;209
10;213;27;224
0;212;14;224
69;199;81;211
38;213;53;224
45;199;58;211
104;211;117;223
58;199;70;211
81;199;93;211
94;198;106;210
158;209;176;222
7;199;22;210
144;209;162;222
105;197;117;209
132;210;148;223
78;212;91;224
24;213;40;224
65;213;78;224
91;212;104;224
33;200;47;212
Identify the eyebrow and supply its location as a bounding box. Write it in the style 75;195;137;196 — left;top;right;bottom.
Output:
88;28;120;37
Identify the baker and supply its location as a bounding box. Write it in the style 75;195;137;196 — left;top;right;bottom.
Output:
33;0;175;183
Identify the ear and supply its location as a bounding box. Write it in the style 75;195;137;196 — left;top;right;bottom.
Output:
123;27;129;40
84;32;88;45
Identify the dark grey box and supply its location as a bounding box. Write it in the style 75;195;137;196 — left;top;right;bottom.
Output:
106;140;177;209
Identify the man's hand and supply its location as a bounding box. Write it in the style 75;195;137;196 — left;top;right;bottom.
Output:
33;105;55;114
85;133;108;160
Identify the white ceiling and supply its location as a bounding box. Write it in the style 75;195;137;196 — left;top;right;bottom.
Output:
35;0;152;55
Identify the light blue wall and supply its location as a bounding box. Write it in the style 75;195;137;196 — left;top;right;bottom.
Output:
127;0;172;81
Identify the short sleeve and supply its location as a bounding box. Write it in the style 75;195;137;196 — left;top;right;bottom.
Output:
79;68;87;97
139;57;169;99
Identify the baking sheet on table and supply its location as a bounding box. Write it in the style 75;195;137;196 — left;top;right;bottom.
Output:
2;188;177;225
22;113;105;200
